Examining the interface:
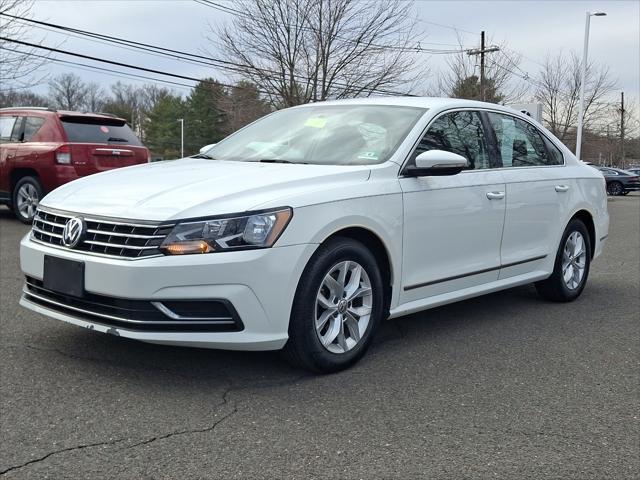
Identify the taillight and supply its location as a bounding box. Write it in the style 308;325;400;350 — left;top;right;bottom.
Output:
56;144;72;164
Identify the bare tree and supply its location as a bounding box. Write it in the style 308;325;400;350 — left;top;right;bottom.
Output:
47;73;89;110
0;88;50;108
0;0;48;88
219;81;271;133
534;51;617;142
83;82;105;113
209;0;423;107
435;35;529;104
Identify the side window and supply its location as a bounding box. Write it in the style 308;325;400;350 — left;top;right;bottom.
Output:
0;116;17;143
10;116;24;142
542;135;564;165
415;110;490;170
23;116;46;142
487;113;553;167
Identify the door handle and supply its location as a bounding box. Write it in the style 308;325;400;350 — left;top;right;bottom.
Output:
555;185;570;193
486;191;505;200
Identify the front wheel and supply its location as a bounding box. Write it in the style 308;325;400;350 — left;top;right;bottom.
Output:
535;218;591;302
283;238;385;373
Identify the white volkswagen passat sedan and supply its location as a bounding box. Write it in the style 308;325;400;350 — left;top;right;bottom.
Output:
19;98;609;372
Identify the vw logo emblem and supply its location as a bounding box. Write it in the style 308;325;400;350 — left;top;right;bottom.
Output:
62;217;85;248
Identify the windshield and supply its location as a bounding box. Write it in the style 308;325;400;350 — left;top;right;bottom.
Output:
205;105;426;165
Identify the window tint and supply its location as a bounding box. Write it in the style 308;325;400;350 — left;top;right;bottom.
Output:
542;136;563;165
0;116;17;142
61;117;142;145
23;117;46;142
415;110;490;169
10;116;23;142
488;113;560;167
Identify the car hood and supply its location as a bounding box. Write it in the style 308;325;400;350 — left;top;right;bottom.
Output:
41;159;372;221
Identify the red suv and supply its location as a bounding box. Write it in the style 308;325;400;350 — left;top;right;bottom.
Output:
0;107;149;223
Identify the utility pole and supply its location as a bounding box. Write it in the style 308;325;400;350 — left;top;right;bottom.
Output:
620;91;625;169
467;31;500;102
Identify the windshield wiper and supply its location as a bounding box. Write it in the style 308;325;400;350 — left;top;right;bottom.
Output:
257;159;307;164
107;137;128;142
191;153;215;159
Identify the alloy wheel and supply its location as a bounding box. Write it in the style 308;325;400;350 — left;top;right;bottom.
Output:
16;183;39;220
315;260;373;354
561;231;587;290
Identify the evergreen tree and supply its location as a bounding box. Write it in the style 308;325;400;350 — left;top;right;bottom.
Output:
185;79;228;152
144;93;186;159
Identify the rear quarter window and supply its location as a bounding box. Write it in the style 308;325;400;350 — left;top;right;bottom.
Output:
60;117;142;146
0;116;17;143
23;117;46;142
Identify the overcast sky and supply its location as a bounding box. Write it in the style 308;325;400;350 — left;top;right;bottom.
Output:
19;0;640;105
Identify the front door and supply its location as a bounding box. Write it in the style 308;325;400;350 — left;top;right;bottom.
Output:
399;110;506;304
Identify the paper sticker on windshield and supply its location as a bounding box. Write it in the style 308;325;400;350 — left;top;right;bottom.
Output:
100;126;110;133
304;117;327;129
357;151;379;160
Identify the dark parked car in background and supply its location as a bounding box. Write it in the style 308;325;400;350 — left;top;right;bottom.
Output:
595;166;640;196
0;107;149;223
626;167;640;176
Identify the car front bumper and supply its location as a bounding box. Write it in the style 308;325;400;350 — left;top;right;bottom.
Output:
19;234;317;351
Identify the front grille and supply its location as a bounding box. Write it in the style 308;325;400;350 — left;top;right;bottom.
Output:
32;208;174;259
23;277;244;332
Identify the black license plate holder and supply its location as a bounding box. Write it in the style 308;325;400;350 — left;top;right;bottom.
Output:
43;255;85;297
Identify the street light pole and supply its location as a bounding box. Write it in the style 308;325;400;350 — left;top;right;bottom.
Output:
177;118;184;158
575;10;606;161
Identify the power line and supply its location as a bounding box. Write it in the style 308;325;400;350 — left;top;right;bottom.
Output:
0;46;199;92
0;36;276;96
0;12;416;97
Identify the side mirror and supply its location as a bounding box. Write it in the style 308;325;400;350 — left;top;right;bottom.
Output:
199;143;216;154
405;150;469;177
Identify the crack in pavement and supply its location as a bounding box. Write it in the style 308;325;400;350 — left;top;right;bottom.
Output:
0;363;310;476
0;437;129;477
124;390;237;450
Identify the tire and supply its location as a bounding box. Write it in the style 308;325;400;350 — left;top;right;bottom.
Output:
282;237;385;373
535;218;591;302
607;181;624;196
12;176;42;224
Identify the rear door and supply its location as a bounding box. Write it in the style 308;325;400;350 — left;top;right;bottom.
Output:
58;116;148;176
484;112;569;279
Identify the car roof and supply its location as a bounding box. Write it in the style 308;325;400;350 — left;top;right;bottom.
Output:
292;96;532;118
0;107;125;122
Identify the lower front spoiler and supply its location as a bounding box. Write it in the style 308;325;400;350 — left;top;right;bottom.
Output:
20;295;289;351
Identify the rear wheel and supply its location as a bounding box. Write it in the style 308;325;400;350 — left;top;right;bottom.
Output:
282;237;385;373
535;218;591;302
12;176;42;224
607;181;624;196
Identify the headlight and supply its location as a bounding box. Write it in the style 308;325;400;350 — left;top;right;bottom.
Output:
160;207;293;255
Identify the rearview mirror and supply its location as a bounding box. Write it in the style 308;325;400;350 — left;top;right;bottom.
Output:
405;150;469;177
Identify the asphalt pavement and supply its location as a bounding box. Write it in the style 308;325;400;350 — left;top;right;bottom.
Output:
0;196;638;479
